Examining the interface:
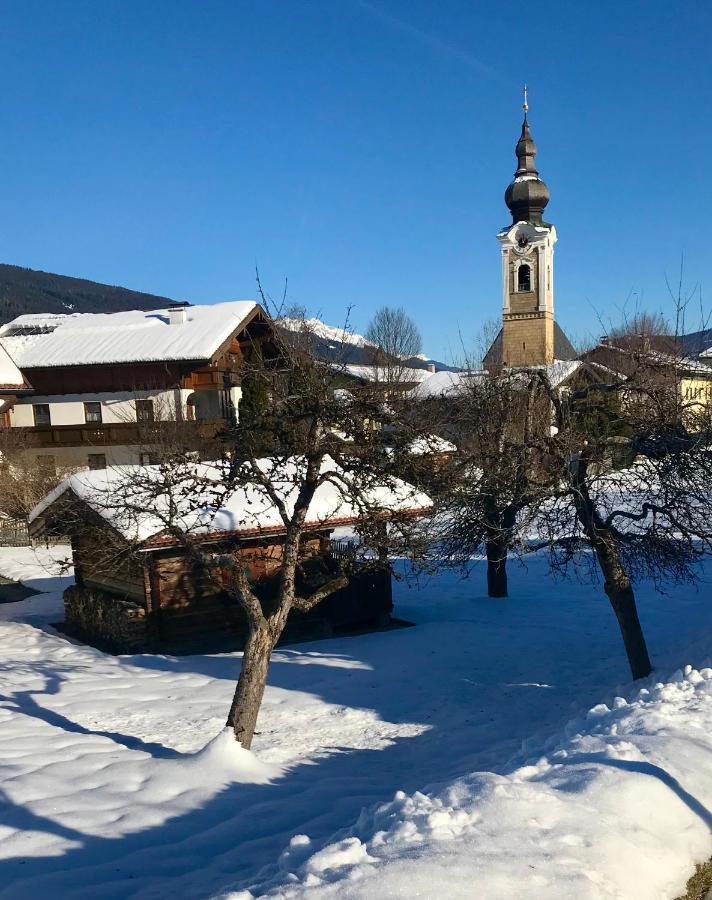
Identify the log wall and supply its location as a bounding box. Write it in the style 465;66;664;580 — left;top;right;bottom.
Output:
67;525;393;652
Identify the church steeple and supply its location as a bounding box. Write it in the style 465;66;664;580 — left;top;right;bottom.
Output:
504;87;550;225
494;88;558;368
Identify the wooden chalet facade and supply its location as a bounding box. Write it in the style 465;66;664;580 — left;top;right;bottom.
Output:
0;300;276;471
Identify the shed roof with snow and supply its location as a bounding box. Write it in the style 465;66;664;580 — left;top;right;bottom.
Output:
29;456;433;545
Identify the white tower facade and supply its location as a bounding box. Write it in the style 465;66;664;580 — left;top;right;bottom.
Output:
497;221;557;367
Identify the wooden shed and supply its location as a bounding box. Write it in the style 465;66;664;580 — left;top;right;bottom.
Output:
29;459;430;653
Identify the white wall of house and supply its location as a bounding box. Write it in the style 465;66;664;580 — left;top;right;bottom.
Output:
24;444;147;470
8;386;245;475
9;389;195;427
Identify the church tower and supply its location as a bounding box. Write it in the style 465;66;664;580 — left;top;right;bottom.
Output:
497;89;557;368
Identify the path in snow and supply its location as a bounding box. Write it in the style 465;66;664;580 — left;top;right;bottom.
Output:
0;547;710;898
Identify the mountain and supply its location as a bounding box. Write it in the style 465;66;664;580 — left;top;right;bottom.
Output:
0;263;173;324
0;266;459;372
679;327;712;359
277;316;459;372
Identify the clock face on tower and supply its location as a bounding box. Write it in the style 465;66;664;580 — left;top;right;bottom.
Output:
516;233;530;251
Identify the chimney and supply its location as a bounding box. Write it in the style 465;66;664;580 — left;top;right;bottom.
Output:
426;362;436;373
600;335;609;346
168;301;190;325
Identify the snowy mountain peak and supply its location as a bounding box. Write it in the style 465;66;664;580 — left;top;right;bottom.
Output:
277;317;374;349
276;315;459;372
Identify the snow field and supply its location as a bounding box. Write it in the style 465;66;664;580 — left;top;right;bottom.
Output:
0;546;710;898
250;664;712;899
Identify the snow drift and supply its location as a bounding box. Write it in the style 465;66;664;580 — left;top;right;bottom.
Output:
248;664;712;900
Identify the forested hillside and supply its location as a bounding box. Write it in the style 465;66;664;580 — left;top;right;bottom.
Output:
0;263;173;323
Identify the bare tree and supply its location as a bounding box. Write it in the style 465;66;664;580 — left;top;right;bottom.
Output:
418;370;552;598
54;303;430;749
472;317;501;370
365;307;423;380
424;299;712;677
608;311;673;343
535;332;712;680
0;428;73;522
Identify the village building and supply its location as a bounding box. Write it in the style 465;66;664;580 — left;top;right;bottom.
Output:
0;299;275;471
582;336;712;424
28;458;431;652
484;91;576;371
330;362;434;398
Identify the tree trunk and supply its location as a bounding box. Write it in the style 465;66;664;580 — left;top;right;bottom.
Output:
486;537;508;598
570;470;652;681
226;622;275;749
594;534;652;680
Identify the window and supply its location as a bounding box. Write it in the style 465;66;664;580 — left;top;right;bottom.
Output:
33;404;51;426
136;399;154;423
517;264;531;292
139;452;159;466
87;453;106;470
84;402;102;424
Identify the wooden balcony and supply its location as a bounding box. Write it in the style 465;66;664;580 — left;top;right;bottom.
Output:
14;420;227;449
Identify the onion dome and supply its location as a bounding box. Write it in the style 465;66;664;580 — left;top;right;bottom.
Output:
504;88;550;224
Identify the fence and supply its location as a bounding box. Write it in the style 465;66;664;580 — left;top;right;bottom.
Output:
329;538;356;562
0;519;68;547
0;520;30;547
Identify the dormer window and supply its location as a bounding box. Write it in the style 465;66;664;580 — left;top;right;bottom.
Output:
517;264;531;292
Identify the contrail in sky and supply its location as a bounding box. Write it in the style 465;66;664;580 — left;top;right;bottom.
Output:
351;0;508;84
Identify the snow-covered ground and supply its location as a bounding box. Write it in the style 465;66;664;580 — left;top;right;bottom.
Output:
0;546;710;899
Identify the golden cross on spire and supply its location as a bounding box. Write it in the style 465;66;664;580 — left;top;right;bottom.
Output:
523;84;529;117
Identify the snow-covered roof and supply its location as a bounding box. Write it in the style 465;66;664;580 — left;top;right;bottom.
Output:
30;456;432;544
406;434;457;455
0;344;31;391
338;364;433;384
594;342;712;375
412;360;622;400
411;370;485;399
523;359;582;387
0;300;261;369
653;350;712;373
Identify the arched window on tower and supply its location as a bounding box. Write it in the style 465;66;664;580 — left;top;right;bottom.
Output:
517;264;531;292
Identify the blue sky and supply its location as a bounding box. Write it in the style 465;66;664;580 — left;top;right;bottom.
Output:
0;0;710;360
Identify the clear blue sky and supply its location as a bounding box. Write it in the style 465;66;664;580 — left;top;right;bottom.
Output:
1;0;710;360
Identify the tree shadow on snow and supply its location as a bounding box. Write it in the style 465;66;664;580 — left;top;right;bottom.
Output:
3;563;711;898
558;753;712;829
0;663;182;760
0;733;434;899
0;788;88;848
2;736;710;900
